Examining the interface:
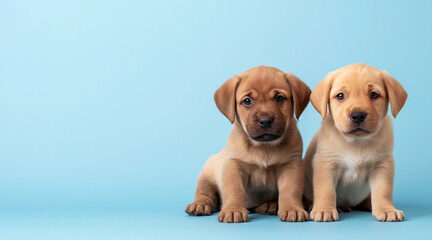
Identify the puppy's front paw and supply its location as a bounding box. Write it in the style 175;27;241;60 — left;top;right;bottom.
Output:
278;208;309;222
310;208;339;222
217;208;248;223
373;209;405;222
185;202;213;216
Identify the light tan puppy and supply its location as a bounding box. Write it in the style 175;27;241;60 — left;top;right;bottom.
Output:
304;63;407;222
185;66;311;223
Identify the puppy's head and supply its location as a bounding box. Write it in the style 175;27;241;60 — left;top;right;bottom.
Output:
214;66;311;144
311;63;407;139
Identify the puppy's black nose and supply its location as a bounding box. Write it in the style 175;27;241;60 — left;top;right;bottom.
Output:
350;112;367;124
258;116;273;129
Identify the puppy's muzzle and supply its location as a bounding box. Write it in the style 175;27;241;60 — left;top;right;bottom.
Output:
350;111;367;125
249;114;284;142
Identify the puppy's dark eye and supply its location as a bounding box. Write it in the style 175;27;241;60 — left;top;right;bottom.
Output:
336;93;344;100
242;98;251;106
276;95;285;103
370;92;379;100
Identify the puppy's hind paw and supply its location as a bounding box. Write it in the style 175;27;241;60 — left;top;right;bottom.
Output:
253;201;278;215
185;202;213;216
373;209;405;222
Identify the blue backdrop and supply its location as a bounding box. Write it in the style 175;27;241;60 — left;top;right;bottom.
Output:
0;0;431;239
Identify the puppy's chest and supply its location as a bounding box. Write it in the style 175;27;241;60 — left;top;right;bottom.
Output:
337;150;378;184
245;152;286;188
248;167;277;189
246;150;292;168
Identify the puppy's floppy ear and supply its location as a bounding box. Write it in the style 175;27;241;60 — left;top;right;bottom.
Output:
310;72;335;119
214;76;241;123
284;72;311;119
382;71;407;118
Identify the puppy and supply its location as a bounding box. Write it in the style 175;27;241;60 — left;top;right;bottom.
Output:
185;66;311;223
304;63;407;222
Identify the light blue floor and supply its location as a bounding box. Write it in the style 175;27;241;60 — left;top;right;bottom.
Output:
2;202;430;240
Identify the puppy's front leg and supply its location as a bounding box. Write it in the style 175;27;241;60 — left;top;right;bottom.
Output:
277;160;309;222
369;158;405;222
310;158;339;222
217;159;249;223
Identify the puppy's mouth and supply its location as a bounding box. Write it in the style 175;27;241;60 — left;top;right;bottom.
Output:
251;133;281;142
346;128;370;135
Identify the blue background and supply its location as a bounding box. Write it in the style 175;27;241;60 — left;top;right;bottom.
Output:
1;0;431;239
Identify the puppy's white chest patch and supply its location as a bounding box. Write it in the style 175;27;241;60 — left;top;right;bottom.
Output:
336;150;376;207
339;153;366;183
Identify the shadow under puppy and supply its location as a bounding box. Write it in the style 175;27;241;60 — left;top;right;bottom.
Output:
185;66;311;223
304;63;407;222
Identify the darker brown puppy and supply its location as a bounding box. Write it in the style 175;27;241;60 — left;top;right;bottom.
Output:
185;66;311;223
